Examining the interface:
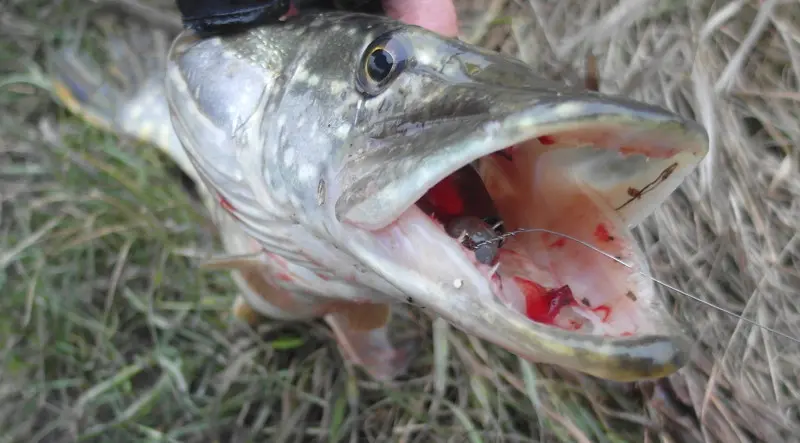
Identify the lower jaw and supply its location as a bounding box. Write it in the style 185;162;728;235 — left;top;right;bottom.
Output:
345;197;692;381
381;203;637;333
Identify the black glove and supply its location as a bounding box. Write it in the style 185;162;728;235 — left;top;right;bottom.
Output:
176;0;291;33
176;0;383;34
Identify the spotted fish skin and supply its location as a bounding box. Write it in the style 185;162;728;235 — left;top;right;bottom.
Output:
165;15;414;305
54;11;709;382
49;16;422;379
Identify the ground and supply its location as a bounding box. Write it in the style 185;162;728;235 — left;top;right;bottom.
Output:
2;0;800;442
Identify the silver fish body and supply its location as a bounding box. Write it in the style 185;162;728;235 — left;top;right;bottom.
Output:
53;11;709;382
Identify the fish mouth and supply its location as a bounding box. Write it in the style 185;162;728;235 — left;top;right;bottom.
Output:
335;94;708;381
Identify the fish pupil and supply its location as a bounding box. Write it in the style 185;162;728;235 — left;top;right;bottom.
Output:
367;49;394;82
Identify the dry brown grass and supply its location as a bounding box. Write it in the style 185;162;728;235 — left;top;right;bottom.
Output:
1;0;799;442
489;0;800;441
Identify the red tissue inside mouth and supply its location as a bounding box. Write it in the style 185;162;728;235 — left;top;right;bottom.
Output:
422;175;464;220
514;277;577;324
412;148;590;328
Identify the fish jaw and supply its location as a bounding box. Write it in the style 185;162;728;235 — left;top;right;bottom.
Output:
319;34;709;380
163;11;709;381
327;102;708;380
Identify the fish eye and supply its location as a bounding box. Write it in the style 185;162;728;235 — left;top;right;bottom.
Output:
356;33;410;97
366;47;394;83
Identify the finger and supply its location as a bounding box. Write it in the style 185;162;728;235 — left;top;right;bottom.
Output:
382;0;458;37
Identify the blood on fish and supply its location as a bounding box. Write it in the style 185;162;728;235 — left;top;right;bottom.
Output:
276;272;292;282
267;253;289;270
592;305;611;321
315;272;330;281
594;223;614;242
549;238;567;249
515;277;576;324
219;196;235;212
538;135;556;145
422;175;464;217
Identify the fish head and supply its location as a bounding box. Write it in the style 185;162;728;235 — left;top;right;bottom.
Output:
166;12;709;382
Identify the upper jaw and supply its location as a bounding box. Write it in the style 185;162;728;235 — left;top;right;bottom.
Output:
333;92;708;230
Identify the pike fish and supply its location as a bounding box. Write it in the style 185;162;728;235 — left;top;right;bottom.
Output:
49;11;709;382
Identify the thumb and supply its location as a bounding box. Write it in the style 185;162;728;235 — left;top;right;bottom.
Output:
382;0;459;37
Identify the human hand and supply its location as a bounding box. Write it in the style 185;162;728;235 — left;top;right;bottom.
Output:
382;0;458;37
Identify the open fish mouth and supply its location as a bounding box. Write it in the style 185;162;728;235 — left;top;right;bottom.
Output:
336;94;709;381
158;10;710;381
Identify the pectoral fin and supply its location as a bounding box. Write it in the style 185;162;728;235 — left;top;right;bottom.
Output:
334;302;391;331
203;253;326;321
324;303;415;381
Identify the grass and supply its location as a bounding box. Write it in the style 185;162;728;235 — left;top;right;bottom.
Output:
0;126;642;440
0;2;661;441
4;0;800;442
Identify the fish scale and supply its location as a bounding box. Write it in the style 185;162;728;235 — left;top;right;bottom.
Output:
49;11;708;382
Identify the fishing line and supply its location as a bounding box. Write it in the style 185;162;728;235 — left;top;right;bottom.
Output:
473;227;800;345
